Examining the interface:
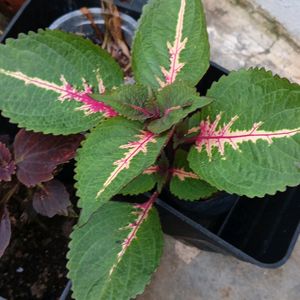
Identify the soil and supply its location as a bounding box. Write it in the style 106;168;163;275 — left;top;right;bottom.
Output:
0;184;76;299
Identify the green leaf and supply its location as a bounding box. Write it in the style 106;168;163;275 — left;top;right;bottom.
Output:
0;30;123;134
120;172;156;196
132;0;209;89
75;117;167;223
170;149;217;201
155;152;170;193
67;199;163;300
188;68;300;197
147;83;212;134
173;111;202;148
93;84;157;121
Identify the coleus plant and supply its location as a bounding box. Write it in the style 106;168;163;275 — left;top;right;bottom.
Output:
0;129;83;257
0;0;299;299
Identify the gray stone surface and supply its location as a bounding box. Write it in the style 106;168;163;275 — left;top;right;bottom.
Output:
204;0;300;83
138;1;300;299
246;0;300;44
138;237;300;300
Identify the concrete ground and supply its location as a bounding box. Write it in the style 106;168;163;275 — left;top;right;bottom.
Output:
138;1;300;300
247;0;300;45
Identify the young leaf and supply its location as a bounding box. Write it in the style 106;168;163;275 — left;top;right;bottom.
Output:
94;84;158;121
32;179;71;217
75;117;167;224
170;149;217;201
0;142;15;182
14;129;83;187
67;197;163;300
0;207;11;258
132;0;209;89
147;83;212;134
0;30;123;134
188;68;300;197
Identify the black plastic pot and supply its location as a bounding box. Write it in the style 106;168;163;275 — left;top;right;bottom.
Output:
157;186;300;267
1;0;300;274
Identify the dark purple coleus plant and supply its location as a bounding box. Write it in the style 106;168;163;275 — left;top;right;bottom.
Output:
14;129;83;186
0;0;299;299
0;129;83;258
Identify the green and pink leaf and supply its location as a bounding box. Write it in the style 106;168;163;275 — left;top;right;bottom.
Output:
188;68;300;197
75;117;168;224
96;130;157;198
67;197;163;300
147;83;212;133
0;30;123;134
170;149;217;201
194;112;299;161
108;192;159;276
94;84;159;121
120;171;156;196
132;0;209;89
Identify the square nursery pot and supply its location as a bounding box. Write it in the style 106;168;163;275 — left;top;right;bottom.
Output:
1;0;300;273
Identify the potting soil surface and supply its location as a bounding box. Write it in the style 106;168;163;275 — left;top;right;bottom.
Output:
0;198;73;299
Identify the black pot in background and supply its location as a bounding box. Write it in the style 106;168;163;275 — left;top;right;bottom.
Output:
1;0;300;272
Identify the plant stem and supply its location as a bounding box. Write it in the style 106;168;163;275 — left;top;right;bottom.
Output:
182;136;197;144
80;7;104;42
0;182;19;206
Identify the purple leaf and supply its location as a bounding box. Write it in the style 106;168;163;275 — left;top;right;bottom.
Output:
0;142;16;182
0;207;11;258
0;134;10;145
32;179;71;217
13;129;83;187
